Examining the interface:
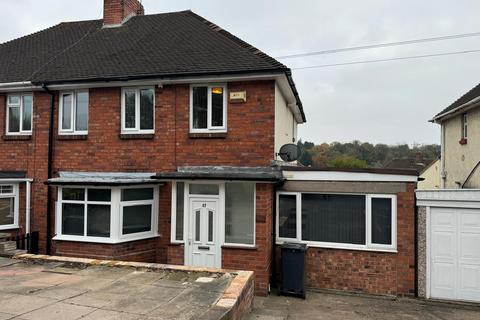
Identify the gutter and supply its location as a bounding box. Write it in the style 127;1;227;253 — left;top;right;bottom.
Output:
42;84;55;255
431;95;480;123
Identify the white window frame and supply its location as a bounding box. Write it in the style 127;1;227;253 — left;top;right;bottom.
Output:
276;191;397;253
119;186;158;241
121;87;155;134
170;181;256;248
189;84;228;133
54;185;159;244
0;184;19;230
59;90;89;135
6;94;33;135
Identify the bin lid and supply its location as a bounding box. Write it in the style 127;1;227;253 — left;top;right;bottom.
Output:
281;242;307;251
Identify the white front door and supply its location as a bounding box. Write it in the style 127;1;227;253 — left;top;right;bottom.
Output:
430;208;480;302
186;198;221;269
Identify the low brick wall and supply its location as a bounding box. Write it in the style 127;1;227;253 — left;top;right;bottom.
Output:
53;238;158;262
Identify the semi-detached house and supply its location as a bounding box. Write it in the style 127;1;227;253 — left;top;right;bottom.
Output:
0;0;417;296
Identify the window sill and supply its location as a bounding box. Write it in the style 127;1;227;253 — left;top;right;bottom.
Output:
0;225;19;231
189;132;227;139
57;134;88;141
120;133;155;140
222;244;257;250
53;234;160;245
3;135;31;141
276;240;397;254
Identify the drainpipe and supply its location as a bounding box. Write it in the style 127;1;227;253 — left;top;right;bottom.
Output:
42;84;55;255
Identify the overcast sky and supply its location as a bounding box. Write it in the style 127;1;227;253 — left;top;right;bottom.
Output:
2;0;480;145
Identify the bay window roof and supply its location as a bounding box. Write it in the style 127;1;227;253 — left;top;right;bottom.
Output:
46;172;162;186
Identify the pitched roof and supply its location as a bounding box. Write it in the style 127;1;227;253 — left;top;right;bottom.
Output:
0;11;305;121
433;82;480;120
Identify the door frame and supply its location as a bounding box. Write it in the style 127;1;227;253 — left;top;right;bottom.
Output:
183;182;225;269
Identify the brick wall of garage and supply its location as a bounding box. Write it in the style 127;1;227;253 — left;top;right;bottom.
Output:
276;182;416;296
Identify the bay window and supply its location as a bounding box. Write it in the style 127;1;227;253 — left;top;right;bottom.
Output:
121;87;155;134
56;186;158;243
0;184;19;230
277;192;396;251
6;94;32;135
190;84;227;132
59;91;89;134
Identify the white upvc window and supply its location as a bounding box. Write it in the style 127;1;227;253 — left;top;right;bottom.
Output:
6;94;33;135
190;84;227;133
121;87;155;134
55;186;159;244
59;91;89;135
0;184;19;230
276;192;397;252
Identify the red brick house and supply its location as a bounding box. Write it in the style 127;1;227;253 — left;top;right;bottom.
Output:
0;0;417;297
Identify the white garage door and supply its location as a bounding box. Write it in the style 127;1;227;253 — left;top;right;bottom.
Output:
430;208;480;303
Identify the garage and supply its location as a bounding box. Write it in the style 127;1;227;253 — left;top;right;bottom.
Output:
417;189;480;303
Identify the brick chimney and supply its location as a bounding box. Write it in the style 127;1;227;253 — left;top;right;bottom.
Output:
103;0;145;26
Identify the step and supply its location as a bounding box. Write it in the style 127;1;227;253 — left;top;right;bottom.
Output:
0;233;11;239
0;241;17;252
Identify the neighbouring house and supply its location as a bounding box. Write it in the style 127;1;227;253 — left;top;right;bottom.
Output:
0;0;417;297
417;158;441;190
417;83;480;303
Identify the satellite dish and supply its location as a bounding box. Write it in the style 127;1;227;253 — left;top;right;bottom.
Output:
278;144;301;162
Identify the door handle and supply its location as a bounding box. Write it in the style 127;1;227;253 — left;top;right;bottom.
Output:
198;246;210;251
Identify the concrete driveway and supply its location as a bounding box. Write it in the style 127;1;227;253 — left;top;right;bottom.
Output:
246;290;480;320
0;257;232;320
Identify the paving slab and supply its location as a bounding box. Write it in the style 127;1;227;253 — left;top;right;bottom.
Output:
81;309;141;320
0;294;56;315
32;286;88;300
246;291;480;320
19;302;96;320
0;312;15;320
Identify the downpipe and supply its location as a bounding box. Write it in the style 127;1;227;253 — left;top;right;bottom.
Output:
42;84;55;255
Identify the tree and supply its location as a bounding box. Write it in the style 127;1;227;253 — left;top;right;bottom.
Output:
327;155;368;169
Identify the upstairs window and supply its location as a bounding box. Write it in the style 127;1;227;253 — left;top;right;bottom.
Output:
6;94;32;135
190;85;227;132
121;88;155;134
59;91;89;135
